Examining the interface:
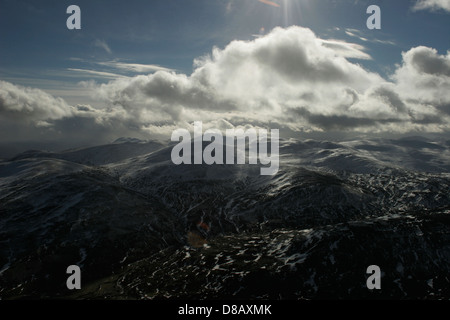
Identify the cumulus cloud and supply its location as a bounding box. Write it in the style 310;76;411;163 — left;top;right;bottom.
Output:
1;26;449;149
413;0;450;12
192;27;381;90
399;46;450;77
0;80;73;122
87;26;448;134
86;26;384;132
0;81;157;148
393;47;450;115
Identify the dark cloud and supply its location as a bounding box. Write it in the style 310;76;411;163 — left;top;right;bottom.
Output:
407;46;450;76
291;106;402;131
370;86;408;113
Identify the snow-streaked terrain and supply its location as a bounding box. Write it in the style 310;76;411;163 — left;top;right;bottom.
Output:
0;137;449;299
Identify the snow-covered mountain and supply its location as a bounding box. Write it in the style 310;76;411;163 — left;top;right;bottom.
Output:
0;137;449;299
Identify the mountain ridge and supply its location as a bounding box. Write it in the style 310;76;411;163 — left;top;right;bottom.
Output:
1;137;449;299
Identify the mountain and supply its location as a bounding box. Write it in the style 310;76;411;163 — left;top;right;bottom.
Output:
0;137;449;299
9;139;165;166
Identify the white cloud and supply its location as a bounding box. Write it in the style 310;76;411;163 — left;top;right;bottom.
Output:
413;0;450;12
0;80;73;122
86;26;450;134
88;26;390;132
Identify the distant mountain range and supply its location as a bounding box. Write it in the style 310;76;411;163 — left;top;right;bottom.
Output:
0;137;449;299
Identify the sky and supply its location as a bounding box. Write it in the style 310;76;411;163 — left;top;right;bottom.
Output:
0;0;449;155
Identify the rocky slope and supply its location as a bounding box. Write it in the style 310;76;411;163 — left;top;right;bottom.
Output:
0;137;449;299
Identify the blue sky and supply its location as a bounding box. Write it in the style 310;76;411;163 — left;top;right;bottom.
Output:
1;0;448;100
0;0;449;152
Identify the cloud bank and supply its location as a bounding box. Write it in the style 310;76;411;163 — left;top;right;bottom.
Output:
1;26;449;150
